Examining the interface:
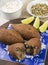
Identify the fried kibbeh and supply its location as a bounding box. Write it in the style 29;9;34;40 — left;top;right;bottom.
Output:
25;38;41;55
0;28;24;44
0;24;41;60
12;24;40;39
8;43;26;60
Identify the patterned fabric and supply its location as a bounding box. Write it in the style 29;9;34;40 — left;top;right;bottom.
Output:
0;24;48;65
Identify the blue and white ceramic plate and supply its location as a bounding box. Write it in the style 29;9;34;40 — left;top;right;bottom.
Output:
0;24;48;65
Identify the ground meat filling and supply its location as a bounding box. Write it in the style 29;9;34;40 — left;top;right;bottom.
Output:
15;47;26;60
24;44;34;55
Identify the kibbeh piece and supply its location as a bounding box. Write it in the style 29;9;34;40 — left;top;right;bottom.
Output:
0;28;24;44
8;43;26;60
25;38;41;55
12;24;40;39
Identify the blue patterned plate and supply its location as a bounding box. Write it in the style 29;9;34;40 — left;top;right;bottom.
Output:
0;24;48;65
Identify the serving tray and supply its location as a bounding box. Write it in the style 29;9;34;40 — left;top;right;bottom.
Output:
0;18;48;65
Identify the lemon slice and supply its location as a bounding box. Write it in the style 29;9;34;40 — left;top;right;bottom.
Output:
39;21;48;32
21;16;34;24
33;16;40;29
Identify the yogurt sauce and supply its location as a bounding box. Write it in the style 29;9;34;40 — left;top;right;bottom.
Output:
1;1;19;13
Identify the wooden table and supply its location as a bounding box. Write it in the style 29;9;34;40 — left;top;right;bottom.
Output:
0;60;25;65
0;18;48;65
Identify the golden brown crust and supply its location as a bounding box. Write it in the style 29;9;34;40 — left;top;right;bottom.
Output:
8;43;26;60
0;28;24;44
12;24;40;39
25;38;41;55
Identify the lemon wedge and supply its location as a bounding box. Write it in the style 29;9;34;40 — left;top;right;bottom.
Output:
39;21;48;32
33;16;40;29
21;16;34;24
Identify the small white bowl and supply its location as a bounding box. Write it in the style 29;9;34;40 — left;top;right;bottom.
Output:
0;0;23;20
27;0;48;18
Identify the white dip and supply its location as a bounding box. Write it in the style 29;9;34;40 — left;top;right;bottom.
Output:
1;1;19;13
